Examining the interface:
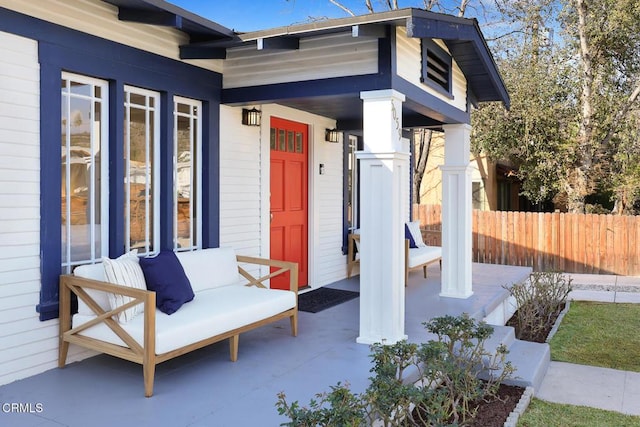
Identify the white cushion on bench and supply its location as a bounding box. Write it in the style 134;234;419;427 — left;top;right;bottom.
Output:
407;246;442;268
73;248;241;315
176;247;240;292
72;285;296;354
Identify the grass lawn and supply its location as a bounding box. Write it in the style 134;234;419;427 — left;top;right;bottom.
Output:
548;301;640;372
518;399;640;427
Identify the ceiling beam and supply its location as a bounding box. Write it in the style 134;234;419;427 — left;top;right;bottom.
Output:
351;24;386;38
257;36;299;51
405;16;476;41
117;7;182;28
179;45;227;60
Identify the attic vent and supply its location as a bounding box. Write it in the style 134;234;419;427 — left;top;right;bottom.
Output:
421;39;452;95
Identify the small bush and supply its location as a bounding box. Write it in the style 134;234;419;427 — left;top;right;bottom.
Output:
413;314;515;426
506;271;572;342
276;314;515;426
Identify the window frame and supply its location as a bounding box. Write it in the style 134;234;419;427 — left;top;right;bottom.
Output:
60;72;110;273
173;96;203;252
342;133;363;254
123;85;161;256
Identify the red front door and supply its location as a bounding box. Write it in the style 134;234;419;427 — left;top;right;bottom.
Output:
270;117;308;290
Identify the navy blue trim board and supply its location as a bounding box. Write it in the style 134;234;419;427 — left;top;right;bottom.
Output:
0;7;222;321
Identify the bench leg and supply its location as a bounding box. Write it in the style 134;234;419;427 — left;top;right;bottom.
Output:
229;335;239;362
405;268;409;287
143;362;156;397
58;340;69;368
290;312;298;337
423;265;428;278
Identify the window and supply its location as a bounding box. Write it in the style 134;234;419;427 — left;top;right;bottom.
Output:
342;134;363;253
124;86;160;256
421;39;452;95
270;127;304;153
174;96;202;251
472;181;484;210
498;181;513;211
347;135;361;232
37;27;221;321
60;73;109;273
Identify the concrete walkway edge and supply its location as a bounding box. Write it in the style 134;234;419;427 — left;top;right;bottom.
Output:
535;276;640;416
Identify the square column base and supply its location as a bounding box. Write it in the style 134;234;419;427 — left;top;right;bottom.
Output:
356;334;408;346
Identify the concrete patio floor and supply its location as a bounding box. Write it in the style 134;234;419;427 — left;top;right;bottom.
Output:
0;263;532;427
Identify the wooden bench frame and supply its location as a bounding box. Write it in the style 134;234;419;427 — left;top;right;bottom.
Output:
58;255;298;397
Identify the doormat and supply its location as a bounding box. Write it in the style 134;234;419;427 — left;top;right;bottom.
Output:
298;287;359;313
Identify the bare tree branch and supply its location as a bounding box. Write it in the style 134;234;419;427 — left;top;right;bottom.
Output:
365;0;374;13
601;80;640;148
413;129;433;204
329;0;356;16
457;0;469;17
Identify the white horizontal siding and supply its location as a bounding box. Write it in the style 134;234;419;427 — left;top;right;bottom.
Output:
0;31;45;386
315;138;345;286
395;27;467;112
0;31;91;388
0;0;222;73
224;32;378;89
219;106;263;261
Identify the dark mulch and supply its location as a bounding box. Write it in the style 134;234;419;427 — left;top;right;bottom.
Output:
468;383;524;427
505;306;564;343
412;383;524;426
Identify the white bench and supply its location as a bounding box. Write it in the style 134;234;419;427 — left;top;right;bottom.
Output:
58;247;298;397
346;232;441;285
404;239;442;285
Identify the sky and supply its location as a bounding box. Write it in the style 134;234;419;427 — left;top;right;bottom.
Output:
168;0;470;33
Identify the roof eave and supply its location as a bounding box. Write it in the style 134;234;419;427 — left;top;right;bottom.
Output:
102;0;237;41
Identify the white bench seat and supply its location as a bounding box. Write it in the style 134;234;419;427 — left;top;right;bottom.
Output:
405;239;442;285
72;285;296;355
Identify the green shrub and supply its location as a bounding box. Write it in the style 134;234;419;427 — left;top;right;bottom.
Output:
276;314;515;427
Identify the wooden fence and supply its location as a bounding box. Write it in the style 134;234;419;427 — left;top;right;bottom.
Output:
412;204;640;276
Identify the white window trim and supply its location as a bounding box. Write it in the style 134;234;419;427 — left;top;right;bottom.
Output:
61;72;109;272
173;96;202;251
348;134;359;232
124;85;161;256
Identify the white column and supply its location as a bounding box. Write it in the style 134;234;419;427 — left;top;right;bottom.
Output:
440;124;473;298
356;89;408;345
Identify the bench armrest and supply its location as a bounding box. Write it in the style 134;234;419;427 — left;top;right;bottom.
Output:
236;255;299;294
59;274;156;356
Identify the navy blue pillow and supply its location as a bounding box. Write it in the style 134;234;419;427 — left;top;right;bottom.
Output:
140;251;194;315
405;224;418;248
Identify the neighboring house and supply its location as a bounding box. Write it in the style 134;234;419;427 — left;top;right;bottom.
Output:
0;1;508;385
415;133;526;211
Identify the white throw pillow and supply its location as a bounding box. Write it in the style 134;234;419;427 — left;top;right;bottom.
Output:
73;263;110;315
103;251;147;323
406;221;426;247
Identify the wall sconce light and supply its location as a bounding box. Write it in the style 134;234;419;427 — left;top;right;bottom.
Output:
325;128;340;143
242;108;261;126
